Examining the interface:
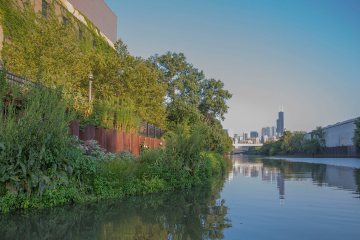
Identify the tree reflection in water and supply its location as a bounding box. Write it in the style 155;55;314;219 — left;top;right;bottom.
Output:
355;169;360;196
0;178;232;240
240;156;360;198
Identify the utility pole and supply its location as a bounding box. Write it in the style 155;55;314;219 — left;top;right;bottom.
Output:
88;72;94;102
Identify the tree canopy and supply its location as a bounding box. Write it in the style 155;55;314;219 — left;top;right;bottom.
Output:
150;52;233;154
254;127;326;156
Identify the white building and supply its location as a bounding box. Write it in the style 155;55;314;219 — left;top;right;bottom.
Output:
307;118;358;148
323;118;357;147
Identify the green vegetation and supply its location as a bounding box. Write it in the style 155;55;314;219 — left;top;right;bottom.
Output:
150;52;233;154
0;0;166;129
0;1;233;141
0;86;71;196
0;180;231;239
252;127;325;156
0;81;230;213
0;1;233;213
354;118;360;149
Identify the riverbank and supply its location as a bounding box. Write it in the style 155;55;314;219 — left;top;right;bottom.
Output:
0;69;233;214
0;0;234;216
246;129;360;158
0;176;231;239
0;85;230;214
242;152;360;159
0;138;231;213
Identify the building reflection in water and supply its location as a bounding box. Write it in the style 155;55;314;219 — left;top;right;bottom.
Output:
229;156;360;202
230;160;285;202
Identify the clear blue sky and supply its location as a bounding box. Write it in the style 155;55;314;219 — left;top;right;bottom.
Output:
105;0;360;134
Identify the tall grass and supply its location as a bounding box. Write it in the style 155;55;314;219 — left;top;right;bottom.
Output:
92;96;140;133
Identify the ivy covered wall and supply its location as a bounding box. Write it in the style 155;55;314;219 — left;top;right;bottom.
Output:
0;0;167;130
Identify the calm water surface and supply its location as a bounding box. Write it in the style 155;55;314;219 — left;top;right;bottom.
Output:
1;155;360;239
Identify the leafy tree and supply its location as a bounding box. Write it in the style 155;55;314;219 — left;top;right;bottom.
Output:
354;118;360;149
257;129;325;156
280;131;293;154
303;139;321;155
150;52;231;123
166;98;202;125
269;140;282;156
203;119;233;154
299;126;326;155
114;39;130;59
311;126;326;149
200;79;232;121
281;131;306;154
149;52;195;102
150;52;232;153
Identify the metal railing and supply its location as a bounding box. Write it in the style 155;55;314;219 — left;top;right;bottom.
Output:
0;66;165;138
139;122;165;138
0;65;37;87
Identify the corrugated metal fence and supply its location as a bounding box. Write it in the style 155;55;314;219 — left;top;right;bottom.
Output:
70;122;164;156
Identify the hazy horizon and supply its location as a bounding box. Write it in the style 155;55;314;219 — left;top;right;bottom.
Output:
105;0;360;134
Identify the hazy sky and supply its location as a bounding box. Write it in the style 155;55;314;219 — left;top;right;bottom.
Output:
105;0;360;134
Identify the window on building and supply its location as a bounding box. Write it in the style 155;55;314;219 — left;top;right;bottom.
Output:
63;16;68;26
42;0;48;18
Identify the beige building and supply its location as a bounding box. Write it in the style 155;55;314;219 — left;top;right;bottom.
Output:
67;0;117;44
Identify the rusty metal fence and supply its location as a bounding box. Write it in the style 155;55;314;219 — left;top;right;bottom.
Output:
70;121;164;156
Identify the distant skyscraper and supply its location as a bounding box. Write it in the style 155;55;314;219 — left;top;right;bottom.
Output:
243;133;249;140
276;108;285;136
261;127;271;137
250;131;259;138
271;126;276;137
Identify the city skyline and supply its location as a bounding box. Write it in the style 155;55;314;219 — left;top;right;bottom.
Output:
227;109;282;137
105;0;360;133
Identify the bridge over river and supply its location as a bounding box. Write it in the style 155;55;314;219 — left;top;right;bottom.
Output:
232;143;263;154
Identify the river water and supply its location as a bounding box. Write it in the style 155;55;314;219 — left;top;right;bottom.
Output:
1;155;360;239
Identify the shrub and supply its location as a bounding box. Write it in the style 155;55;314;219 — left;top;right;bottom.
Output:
94;155;139;198
0;87;73;196
165;124;206;174
0;86;230;213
